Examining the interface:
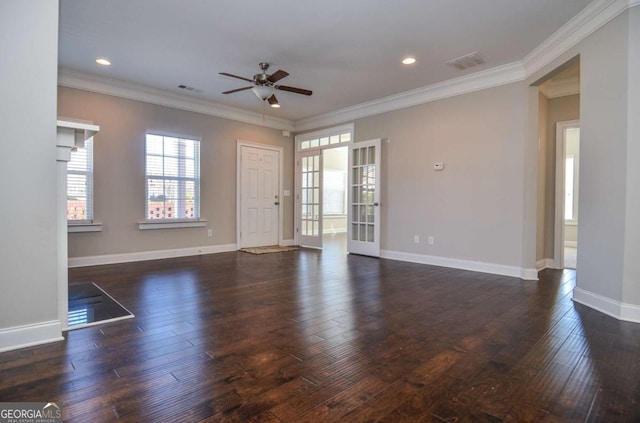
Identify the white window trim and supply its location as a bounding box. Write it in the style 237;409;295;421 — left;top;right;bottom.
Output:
67;138;94;223
139;219;207;230
68;222;103;233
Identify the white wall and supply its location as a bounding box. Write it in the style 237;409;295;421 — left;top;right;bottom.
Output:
0;1;62;350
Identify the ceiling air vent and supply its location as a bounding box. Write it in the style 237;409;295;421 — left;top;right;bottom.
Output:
446;52;485;70
177;84;202;93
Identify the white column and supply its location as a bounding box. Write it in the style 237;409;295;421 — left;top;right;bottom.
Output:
56;121;99;331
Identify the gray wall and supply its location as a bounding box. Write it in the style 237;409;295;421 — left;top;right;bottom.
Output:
576;11;629;302
622;6;640;306
0;2;59;333
355;83;527;268
527;7;639;308
58;87;295;258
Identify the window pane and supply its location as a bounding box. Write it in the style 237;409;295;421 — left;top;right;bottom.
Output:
565;157;575;220
145;133;200;220
67;139;93;221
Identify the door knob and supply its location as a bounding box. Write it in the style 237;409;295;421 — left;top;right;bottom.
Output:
373;202;380;206
274;202;280;205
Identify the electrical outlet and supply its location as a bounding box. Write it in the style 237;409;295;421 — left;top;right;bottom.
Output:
414;235;420;244
428;236;434;245
207;229;213;237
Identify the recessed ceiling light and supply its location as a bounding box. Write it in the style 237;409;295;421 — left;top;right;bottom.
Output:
402;57;416;65
270;103;281;108
96;58;111;66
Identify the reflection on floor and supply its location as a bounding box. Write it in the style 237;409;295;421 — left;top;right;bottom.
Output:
68;282;134;329
565;246;577;269
322;232;347;253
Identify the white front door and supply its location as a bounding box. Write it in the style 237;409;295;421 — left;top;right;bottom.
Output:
239;145;279;248
348;139;381;257
297;150;323;248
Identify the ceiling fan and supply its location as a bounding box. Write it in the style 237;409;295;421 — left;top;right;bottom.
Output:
219;62;312;108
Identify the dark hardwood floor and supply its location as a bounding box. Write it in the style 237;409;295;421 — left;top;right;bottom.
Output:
2;235;640;422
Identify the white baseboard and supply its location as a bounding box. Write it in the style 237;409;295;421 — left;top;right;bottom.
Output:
564;241;578;248
573;287;640;323
280;239;296;247
69;243;238;268
0;320;64;353
536;258;555;271
380;250;539;281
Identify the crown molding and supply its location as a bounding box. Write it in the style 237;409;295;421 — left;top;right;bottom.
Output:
542;76;581;98
523;0;633;78
58;68;295;132
293;62;526;132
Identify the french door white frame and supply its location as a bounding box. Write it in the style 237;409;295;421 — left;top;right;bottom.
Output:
236;141;284;248
294;124;354;248
347;138;381;257
554;120;580;269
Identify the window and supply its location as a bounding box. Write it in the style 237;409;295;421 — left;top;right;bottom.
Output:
145;133;200;221
565;156;575;221
67;139;93;222
299;131;351;151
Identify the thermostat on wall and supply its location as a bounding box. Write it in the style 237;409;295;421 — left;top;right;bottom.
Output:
433;162;444;171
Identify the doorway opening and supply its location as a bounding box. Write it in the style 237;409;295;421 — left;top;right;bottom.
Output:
322;146;348;252
556;122;580;269
295;125;353;250
533;55;580;271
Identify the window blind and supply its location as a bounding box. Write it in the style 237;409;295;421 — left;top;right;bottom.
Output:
67;139;94;222
145;133;200;220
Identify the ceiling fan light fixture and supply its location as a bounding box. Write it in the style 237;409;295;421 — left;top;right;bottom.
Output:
270;103;280;108
252;85;273;100
402;56;416;65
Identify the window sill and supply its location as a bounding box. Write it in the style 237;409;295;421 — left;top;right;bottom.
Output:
68;222;103;233
565;220;578;226
138;220;207;230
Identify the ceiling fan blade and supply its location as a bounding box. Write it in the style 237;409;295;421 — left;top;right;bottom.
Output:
222;86;253;94
267;70;289;83
267;94;279;106
219;72;253;83
275;85;313;96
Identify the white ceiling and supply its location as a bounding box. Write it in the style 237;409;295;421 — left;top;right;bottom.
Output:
59;0;593;122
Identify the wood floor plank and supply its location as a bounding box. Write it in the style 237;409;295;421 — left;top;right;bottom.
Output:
1;237;640;421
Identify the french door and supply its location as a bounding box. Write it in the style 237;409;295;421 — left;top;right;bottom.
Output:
298;150;323;248
348;139;381;257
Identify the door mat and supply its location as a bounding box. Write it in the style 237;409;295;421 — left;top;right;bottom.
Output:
68;282;134;330
240;245;300;255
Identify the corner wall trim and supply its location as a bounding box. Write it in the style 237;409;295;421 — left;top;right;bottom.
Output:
380;250;538;281
536;258;555;271
0;321;64;353
68;243;238;268
573;287;640;323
